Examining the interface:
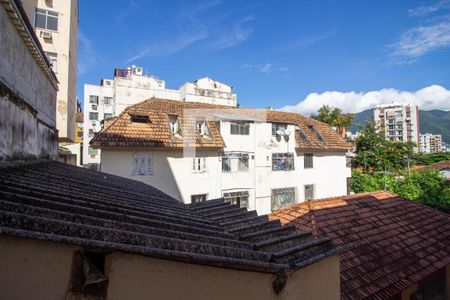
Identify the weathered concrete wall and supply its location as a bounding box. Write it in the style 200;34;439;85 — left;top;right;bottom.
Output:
0;2;58;159
106;252;340;300
0;236;77;300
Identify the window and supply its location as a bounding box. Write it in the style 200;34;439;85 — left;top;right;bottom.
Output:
77;131;83;137
271;188;296;211
223;191;249;208
298;127;310;143
45;52;57;73
89;112;98;120
133;153;153;175
222;152;249;172
192;157;206;173
89;129;94;137
104;113;113;120
103;97;113;105
191;194;207;203
272;153;294;171
304;153;313;169
230;121;250;135
304;184;315;200
272;123;287;136
131;115;149;123
34;8;58;31
308;125;326;144
168;115;181;136
89;95;99;104
91;104;98;111
196;120;210;137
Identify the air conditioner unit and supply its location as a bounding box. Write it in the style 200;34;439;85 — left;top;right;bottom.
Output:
42;31;52;39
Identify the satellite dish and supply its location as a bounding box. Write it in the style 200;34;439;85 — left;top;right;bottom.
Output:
284;129;291;135
276;129;285;135
92;123;102;133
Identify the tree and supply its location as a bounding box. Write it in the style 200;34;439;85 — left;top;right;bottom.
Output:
311;105;354;136
353;121;415;172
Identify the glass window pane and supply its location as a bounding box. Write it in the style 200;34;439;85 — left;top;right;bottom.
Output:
34;13;46;29
47;16;58;31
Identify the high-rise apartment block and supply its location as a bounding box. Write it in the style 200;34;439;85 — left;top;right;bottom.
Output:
83;66;237;168
373;103;420;146
21;0;78;142
419;133;443;153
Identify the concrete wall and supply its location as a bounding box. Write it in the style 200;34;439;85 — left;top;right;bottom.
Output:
0;2;58;159
22;0;78;142
0;236;77;300
106;252;340;300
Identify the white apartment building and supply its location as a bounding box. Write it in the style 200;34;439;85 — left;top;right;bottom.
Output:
373;103;420;146
419;133;443;153
22;0;78;142
91;99;351;215
83;66;237;168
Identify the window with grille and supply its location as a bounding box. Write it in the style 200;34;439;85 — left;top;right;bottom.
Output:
88;147;98;155
304;153;313;169
133;153;153;175
304;184;315;200
230;121;250;135
89;112;98;120
271;188;296;211
104;113;113;120
222;152;249;172
191;194;207;203
308;125;326;144
272;153;294;171
192;157;206;173
89;95;99;104
272;123;288;136
103;97;113;105
34;8;58;31
223;191;249;208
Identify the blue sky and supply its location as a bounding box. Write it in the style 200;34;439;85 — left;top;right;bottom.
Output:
77;0;450;114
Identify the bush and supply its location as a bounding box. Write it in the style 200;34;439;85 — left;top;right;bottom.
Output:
350;169;450;210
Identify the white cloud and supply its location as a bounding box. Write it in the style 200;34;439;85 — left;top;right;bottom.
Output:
388;19;450;63
241;63;288;74
408;0;450;17
279;85;450;115
206;16;255;50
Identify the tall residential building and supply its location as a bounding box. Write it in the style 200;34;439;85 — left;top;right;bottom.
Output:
83;66;237;168
91;98;352;215
419;133;443;153
373;103;420;146
21;0;78;142
1;0;58;160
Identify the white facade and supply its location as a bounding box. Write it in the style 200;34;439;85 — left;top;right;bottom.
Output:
83;66;237;166
373;103;420;147
101;120;350;215
419;133;443;153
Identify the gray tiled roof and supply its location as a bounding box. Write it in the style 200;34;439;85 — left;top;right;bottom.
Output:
0;160;341;273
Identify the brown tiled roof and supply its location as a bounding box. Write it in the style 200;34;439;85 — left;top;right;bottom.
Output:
91;98;351;150
270;191;450;300
419;160;450;171
0;160;341;273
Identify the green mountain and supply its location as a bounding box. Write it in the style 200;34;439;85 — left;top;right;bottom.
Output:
350;109;450;144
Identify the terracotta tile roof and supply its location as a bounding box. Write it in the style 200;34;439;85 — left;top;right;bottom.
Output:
91;98;351;150
418;160;450;171
0;160;341;273
270;191;450;299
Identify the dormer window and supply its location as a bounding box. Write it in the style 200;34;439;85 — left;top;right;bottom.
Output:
168;115;181;137
130;115;149;124
298;127;311;143
196;120;210;137
308;125;326;144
